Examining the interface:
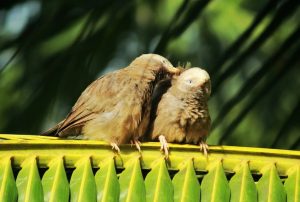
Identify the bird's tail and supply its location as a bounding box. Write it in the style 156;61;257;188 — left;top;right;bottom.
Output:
41;120;64;136
41;126;58;136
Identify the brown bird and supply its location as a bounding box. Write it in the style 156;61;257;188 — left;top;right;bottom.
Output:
43;54;180;152
149;67;211;157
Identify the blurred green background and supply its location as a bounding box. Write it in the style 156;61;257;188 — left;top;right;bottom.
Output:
0;0;299;150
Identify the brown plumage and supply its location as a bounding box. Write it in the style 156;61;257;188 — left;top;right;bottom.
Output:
43;54;180;151
149;67;211;157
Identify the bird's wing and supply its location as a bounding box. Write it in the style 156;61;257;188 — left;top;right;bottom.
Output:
57;71;124;136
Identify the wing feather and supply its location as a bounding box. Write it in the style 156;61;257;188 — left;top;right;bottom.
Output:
57;71;123;135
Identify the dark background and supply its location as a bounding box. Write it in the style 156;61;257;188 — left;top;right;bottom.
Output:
0;0;299;149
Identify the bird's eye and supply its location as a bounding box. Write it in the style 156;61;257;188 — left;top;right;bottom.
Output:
186;79;192;84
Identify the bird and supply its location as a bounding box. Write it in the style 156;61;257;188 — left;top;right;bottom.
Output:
149;67;211;157
43;54;180;152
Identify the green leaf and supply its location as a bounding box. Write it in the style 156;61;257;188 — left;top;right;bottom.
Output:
145;158;173;202
42;157;69;202
229;161;257;202
119;156;146;202
201;161;230;202
16;157;43;202
172;159;200;202
284;165;300;202
257;164;286;202
0;157;17;202
95;158;119;202
70;157;97;202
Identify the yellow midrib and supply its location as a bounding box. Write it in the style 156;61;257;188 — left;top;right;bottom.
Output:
295;166;299;202
24;159;35;202
153;162;163;202
211;164;219;202
0;159;9;199
101;161;112;202
239;165;246;202
78;161;88;201
267;167;274;202
49;160;62;202
180;164;190;202
126;161;138;202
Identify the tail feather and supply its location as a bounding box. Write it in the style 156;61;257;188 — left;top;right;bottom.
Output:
41;120;64;136
41;125;59;136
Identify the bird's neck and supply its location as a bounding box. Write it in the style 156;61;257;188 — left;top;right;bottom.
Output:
170;87;208;109
186;94;208;110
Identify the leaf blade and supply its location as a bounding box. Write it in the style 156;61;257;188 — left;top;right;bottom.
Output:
119;157;146;202
95;158;119;202
257;164;286;202
172;159;200;202
70;157;97;202
229;161;257;202
42;157;69;202
201;161;230;202
284;165;300;202
0;157;17;202
145;158;173;202
16;157;43;202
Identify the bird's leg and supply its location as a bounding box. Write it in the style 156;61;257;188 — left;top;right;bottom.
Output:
110;143;120;153
130;139;142;152
199;140;209;157
158;135;169;158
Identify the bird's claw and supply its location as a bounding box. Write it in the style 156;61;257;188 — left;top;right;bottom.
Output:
199;140;209;157
159;135;169;158
111;143;120;153
130;139;142;152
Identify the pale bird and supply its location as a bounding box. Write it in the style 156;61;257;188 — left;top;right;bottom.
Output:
149;67;211;157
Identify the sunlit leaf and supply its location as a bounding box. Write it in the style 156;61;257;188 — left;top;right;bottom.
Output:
119;156;145;202
201;161;230;202
145;158;173;202
0;157;17;202
70;157;97;202
229;161;257;202
257;164;286;202
95;158;119;202
42;157;69;202
172;159;200;202
16;157;43;202
284;165;300;202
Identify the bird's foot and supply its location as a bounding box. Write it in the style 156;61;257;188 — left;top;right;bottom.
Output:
199;140;208;157
111;143;120;153
130;139;142;152
159;135;169;158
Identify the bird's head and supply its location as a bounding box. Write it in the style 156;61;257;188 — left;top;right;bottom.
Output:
174;67;211;96
130;54;181;78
